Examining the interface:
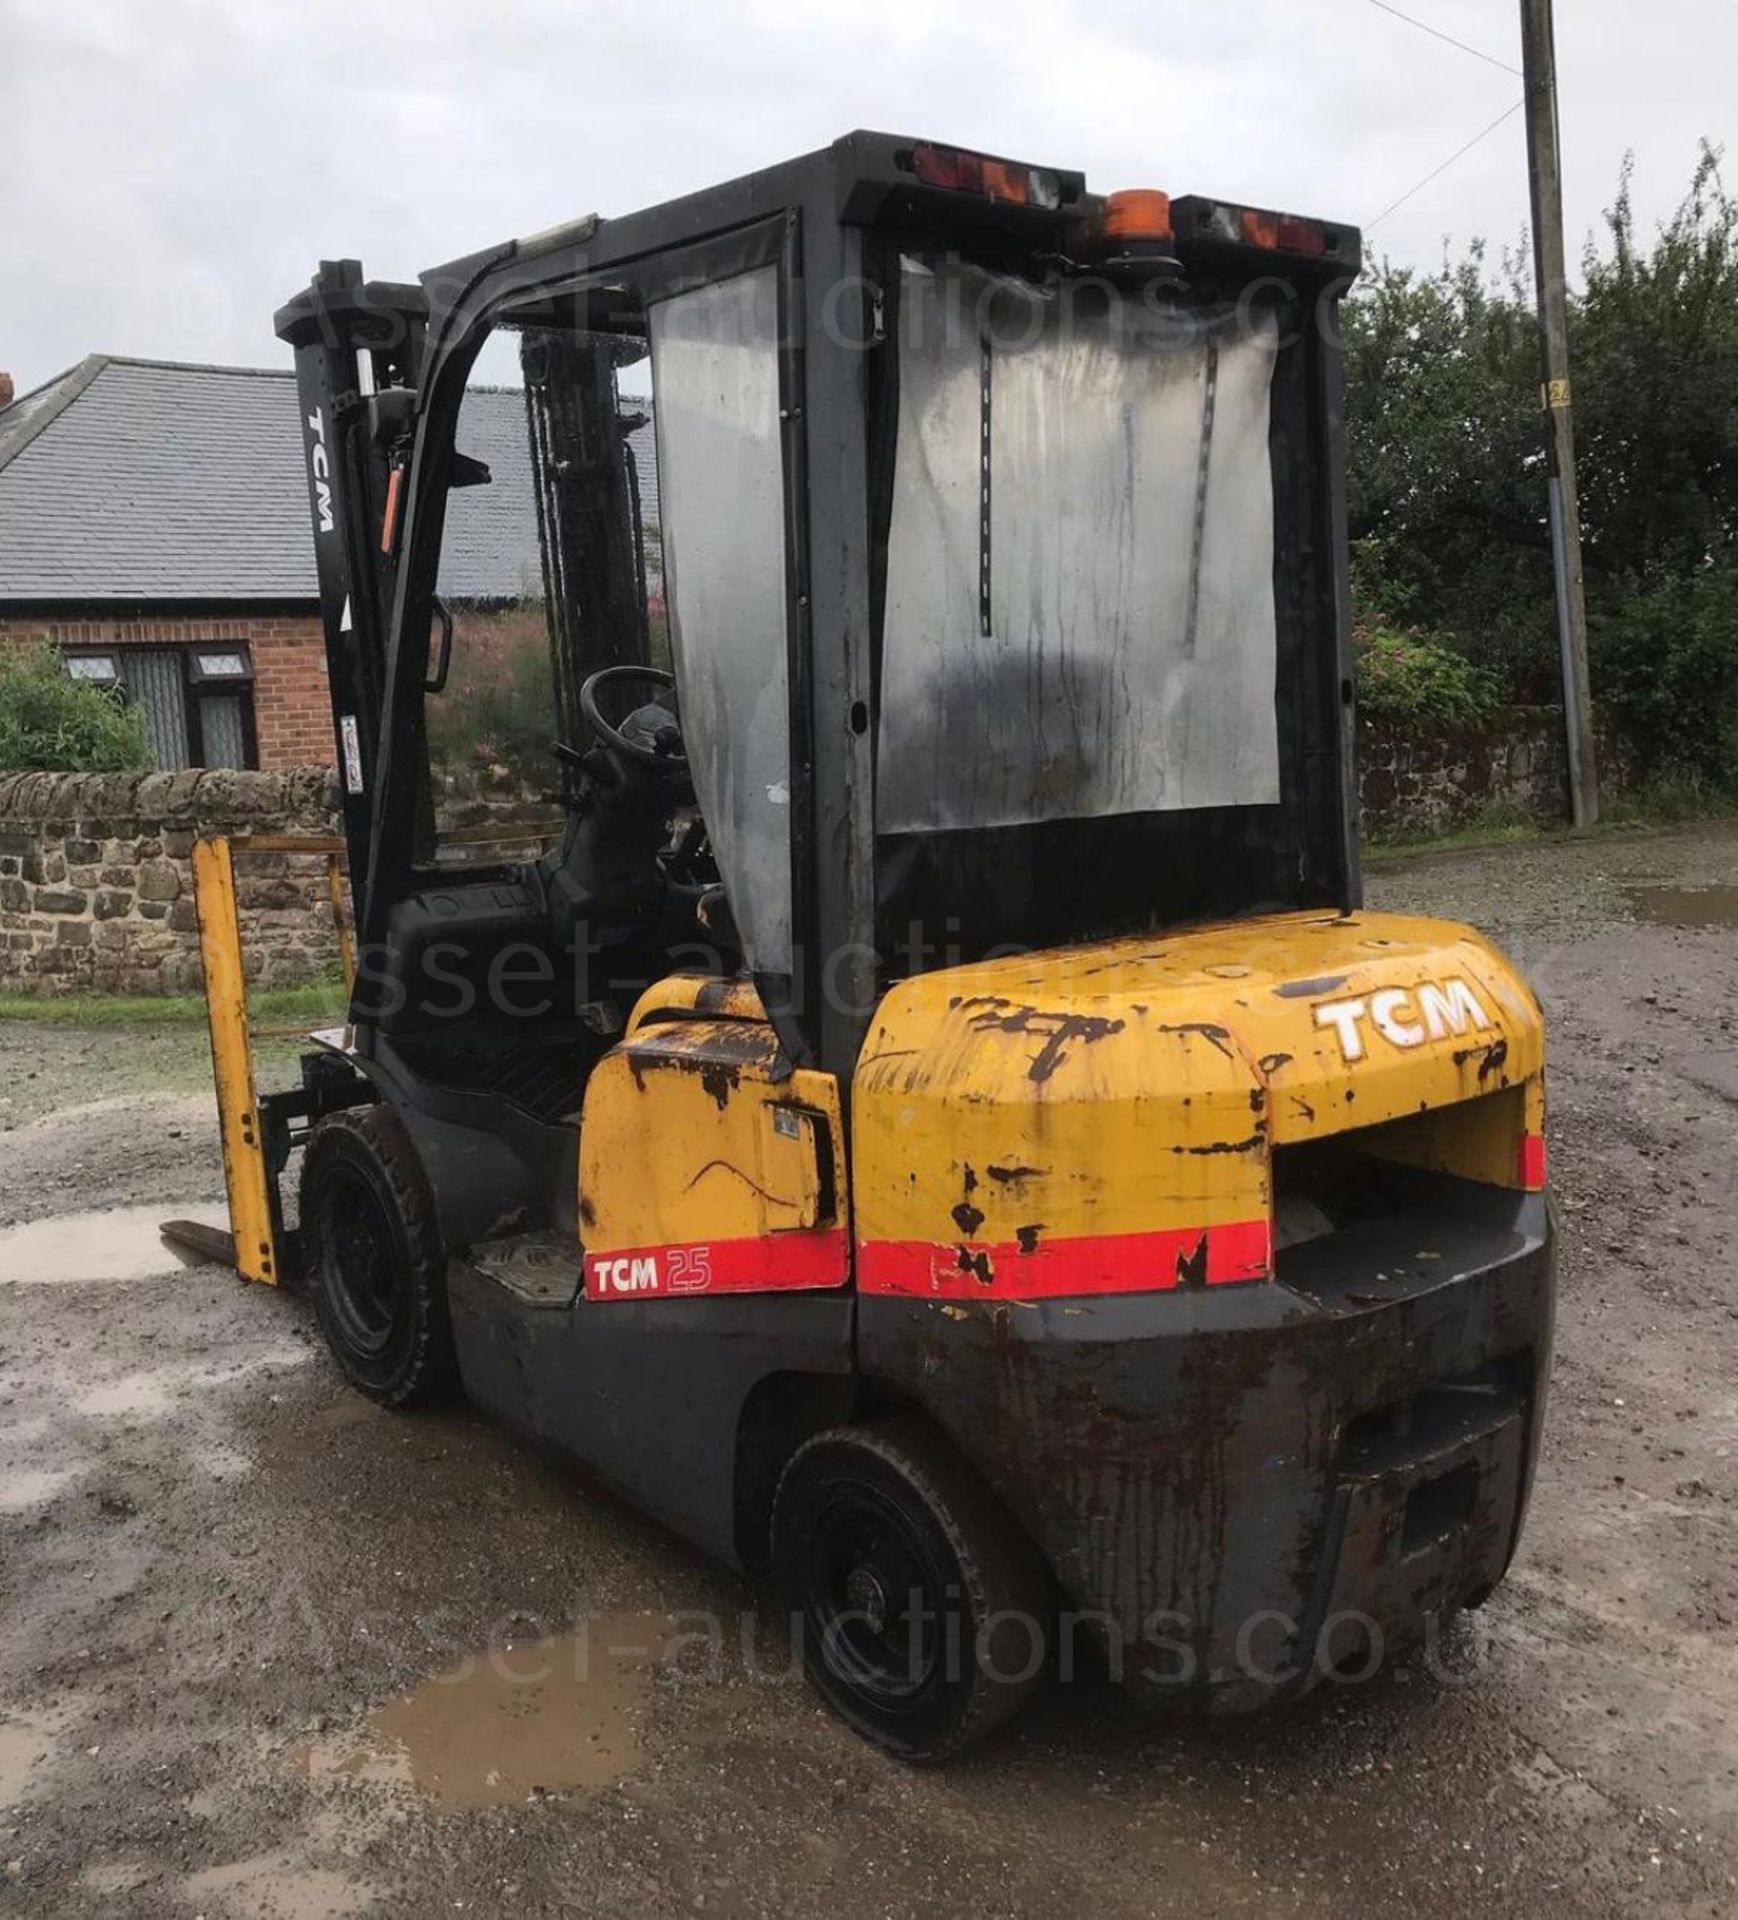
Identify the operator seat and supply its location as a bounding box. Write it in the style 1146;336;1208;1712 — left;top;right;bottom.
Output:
366;875;551;1036
366;680;722;1049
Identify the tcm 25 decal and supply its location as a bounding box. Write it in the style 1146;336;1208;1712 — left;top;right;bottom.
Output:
582;1230;848;1300
1312;976;1494;1063
587;1246;714;1298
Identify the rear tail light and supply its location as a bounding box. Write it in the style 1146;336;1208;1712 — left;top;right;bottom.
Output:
1185;199;1343;260
1276;214;1329;257
904;141;1066;210
894;150;1353;268
1517;1131;1547;1191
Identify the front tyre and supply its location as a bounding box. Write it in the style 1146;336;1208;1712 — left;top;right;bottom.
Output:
299;1104;456;1409
770;1415;1051;1760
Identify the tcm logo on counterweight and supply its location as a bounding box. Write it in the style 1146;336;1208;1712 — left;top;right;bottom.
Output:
1312;977;1494;1063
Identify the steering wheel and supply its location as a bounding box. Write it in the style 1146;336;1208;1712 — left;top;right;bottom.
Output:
578;665;687;770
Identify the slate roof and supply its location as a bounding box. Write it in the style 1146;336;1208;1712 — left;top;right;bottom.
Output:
0;355;658;606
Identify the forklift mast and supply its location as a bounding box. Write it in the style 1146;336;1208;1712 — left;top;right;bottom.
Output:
274;263;428;920
273;254;647;956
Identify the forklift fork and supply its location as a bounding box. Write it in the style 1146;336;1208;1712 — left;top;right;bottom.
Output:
160;832;357;1286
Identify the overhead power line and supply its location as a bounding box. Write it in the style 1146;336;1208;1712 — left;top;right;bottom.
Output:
1363;0;1522;76
1367;97;1526;230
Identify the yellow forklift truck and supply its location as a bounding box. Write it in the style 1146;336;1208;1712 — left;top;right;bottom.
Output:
194;133;1553;1758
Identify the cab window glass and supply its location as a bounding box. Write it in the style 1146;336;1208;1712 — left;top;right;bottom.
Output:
648;266;792;976
423;324;659;863
878;258;1281;835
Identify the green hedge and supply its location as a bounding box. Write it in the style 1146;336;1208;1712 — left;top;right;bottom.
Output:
0;641;151;773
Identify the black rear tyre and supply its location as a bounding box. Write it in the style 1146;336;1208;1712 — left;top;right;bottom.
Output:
299;1104;457;1409
770;1414;1051;1760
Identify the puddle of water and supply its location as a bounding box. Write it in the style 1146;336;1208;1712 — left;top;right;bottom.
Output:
306;1612;678;1809
183;1853;371;1920
314;1397;383;1434
73;1350;311;1420
77;1373;176;1419
190;1439;257;1482
0;1706;69;1810
0;1202;229;1286
0;1466;76;1515
80;1863;152;1897
1624;883;1738;930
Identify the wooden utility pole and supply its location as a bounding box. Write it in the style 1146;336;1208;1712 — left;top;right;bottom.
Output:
1520;0;1599;825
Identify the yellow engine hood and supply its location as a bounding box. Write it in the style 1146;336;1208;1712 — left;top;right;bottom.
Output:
851;909;1545;1297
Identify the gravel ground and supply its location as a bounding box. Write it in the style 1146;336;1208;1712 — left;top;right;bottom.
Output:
0;819;1735;1918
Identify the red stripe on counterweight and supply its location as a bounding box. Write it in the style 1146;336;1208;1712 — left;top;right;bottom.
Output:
857;1219;1272;1299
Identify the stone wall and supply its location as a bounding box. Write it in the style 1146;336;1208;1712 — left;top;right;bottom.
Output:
0;767;558;996
0;712;1625;995
1358;708;1562;837
1356;706;1629;837
0;768;339;994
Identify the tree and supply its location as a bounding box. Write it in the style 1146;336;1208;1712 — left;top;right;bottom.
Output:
1342;244;1556;697
1342;150;1738;780
0;642;152;773
1576;147;1738;581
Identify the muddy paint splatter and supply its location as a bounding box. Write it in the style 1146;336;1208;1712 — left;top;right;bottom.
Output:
1272;975;1349;1000
965;1005;1127;1084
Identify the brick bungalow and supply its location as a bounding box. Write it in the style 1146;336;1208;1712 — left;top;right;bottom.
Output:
0;356;656;772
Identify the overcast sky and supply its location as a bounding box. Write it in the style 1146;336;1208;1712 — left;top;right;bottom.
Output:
1;0;1730;398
